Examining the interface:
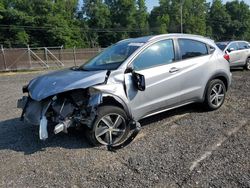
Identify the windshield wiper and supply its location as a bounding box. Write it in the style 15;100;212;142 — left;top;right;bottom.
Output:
71;66;90;71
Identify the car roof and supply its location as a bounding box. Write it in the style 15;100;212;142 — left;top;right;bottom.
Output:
217;40;249;44
216;41;230;45
119;36;153;43
121;33;215;46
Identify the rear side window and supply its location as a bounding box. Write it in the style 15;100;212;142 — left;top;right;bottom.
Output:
178;39;208;60
238;42;249;50
133;39;175;70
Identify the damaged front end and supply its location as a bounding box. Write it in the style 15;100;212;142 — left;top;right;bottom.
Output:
18;88;102;140
17;68;141;150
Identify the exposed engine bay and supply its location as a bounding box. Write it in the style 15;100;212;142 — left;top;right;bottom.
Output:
19;89;101;140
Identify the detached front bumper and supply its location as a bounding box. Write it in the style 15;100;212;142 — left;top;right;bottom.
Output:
17;96;29;121
17;96;42;125
17;96;28;110
17;96;49;140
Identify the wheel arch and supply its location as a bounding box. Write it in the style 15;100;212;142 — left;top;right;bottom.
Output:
100;94;132;119
202;72;230;101
245;56;250;70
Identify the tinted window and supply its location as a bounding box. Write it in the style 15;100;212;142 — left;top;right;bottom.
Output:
238;42;249;50
227;42;238;51
216;42;228;51
178;39;208;60
133;40;175;70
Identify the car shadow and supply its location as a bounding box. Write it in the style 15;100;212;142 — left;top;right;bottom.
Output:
139;103;204;126
0;103;205;155
0;117;92;155
230;67;245;72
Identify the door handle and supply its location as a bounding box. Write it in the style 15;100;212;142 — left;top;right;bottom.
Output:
169;67;179;73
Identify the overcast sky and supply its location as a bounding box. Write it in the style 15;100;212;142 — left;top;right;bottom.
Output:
146;0;250;12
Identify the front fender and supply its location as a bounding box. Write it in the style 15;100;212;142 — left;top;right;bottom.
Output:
90;84;132;118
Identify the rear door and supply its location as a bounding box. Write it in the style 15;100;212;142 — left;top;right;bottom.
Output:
175;38;212;103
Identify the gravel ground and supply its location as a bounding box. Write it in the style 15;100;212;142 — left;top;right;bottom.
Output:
0;69;249;187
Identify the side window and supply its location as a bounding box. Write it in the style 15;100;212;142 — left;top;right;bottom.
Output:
133;39;175;70
227;42;238;51
238;42;249;50
178;39;208;60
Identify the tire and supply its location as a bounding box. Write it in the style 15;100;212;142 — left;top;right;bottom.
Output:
204;79;226;111
245;57;250;70
85;106;130;146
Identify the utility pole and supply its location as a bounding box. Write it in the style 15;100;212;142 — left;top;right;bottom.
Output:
1;45;7;71
27;45;32;68
180;0;184;33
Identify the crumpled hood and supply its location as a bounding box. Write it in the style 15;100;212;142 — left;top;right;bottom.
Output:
28;68;108;101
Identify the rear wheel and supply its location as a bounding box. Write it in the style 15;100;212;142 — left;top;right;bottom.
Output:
204;79;226;110
245;57;250;70
86;106;130;146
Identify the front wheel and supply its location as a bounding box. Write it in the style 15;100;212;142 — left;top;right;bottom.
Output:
86;106;130;146
204;79;226;110
245;57;250;70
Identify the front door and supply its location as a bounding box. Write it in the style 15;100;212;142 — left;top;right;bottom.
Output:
124;39;182;120
226;42;241;66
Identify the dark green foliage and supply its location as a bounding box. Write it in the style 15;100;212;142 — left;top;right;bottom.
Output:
182;0;207;35
0;0;249;47
0;0;86;48
207;0;231;40
225;0;250;40
135;0;149;36
149;0;207;35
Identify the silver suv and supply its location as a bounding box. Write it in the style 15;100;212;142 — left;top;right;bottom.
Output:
17;34;231;147
216;41;250;70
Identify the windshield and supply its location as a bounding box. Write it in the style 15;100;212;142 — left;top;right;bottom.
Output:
216;42;228;51
81;41;144;71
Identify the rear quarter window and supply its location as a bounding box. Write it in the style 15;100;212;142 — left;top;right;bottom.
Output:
178;39;208;60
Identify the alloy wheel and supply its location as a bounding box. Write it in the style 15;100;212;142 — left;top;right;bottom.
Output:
95;113;126;145
209;83;225;108
246;58;250;70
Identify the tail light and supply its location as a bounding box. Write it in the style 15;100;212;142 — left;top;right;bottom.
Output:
223;54;230;62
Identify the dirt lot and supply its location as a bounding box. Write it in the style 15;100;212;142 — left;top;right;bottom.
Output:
0;69;249;187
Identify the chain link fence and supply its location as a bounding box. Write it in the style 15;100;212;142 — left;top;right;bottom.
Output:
0;46;102;71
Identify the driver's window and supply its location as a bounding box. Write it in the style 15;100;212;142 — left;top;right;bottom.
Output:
132;39;175;71
227;42;238;52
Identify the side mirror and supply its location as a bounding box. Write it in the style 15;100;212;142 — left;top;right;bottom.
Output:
125;66;134;73
125;66;146;91
132;72;146;91
227;48;235;53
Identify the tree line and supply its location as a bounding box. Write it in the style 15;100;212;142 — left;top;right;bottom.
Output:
0;0;249;48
